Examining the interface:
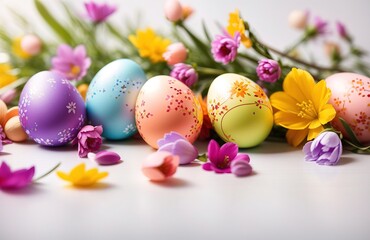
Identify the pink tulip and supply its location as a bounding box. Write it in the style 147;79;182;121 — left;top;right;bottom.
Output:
163;42;187;65
21;34;42;56
288;10;308;30
164;0;183;22
0;89;17;104
142;151;179;181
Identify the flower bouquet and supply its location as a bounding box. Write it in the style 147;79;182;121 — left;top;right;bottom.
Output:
0;0;369;189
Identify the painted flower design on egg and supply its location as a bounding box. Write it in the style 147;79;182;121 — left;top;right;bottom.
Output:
207;73;273;148
326;73;370;144
18;71;86;146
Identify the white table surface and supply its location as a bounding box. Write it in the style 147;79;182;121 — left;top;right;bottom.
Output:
0;139;369;240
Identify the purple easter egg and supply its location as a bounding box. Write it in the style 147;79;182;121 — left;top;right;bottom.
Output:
18;71;86;146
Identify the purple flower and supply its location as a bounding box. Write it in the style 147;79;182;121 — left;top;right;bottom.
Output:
211;32;240;64
72;125;103;158
51;44;91;81
0;162;35;189
0;125;12;145
336;21;351;41
202;139;249;174
313;16;328;35
157;131;198;165
170;63;198;87
303;131;342;166
256;59;281;83
84;1;117;23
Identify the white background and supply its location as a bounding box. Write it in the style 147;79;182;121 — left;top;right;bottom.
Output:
1;1;370;240
1;0;370;65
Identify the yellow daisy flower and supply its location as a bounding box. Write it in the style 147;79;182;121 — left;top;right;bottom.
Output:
270;68;336;147
0;63;17;88
226;9;252;48
57;163;108;187
12;37;31;59
129;28;171;63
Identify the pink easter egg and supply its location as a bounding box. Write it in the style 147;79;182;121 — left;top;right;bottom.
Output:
326;72;370;144
135;76;203;149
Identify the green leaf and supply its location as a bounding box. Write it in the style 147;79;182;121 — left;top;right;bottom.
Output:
197;153;208;163
201;20;212;43
34;0;74;44
338;117;363;147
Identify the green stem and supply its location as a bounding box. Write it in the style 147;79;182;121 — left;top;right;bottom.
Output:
284;34;309;54
238;53;259;64
265;44;349;72
32;162;61;182
177;22;215;64
197;66;226;75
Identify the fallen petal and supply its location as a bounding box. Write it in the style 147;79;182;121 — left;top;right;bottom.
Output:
231;159;252;177
94;150;122;165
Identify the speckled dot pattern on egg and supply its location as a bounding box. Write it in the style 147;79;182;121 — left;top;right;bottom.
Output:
326;72;370;144
135;76;203;149
18;71;86;146
86;59;147;140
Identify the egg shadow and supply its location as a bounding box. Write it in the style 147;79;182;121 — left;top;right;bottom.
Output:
38;144;77;152
103;138;147;147
244;141;299;154
151;178;191;188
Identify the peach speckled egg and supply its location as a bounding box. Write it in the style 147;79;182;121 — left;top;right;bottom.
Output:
135;76;203;149
326;72;370;144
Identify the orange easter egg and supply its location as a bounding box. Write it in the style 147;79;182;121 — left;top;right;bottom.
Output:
135;76;203;149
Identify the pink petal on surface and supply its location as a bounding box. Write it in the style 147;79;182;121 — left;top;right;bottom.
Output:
94;150;122;165
142;168;165;181
142;151;179;181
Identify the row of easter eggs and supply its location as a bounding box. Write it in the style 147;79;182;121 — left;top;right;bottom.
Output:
18;59;370;148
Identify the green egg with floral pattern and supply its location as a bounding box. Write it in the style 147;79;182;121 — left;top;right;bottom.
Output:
207;73;273;148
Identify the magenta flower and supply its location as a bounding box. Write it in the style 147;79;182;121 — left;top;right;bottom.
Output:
256;59;281;83
72;125;103;158
211;32;240;64
0;162;35;189
84;1;117;23
170;63;198;87
336;21;351;41
157;131;198;165
51;44;91;81
313;16;328;35
202;139;250;174
303;131;342;166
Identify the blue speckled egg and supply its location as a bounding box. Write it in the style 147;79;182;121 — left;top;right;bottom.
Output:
86;59;147;140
